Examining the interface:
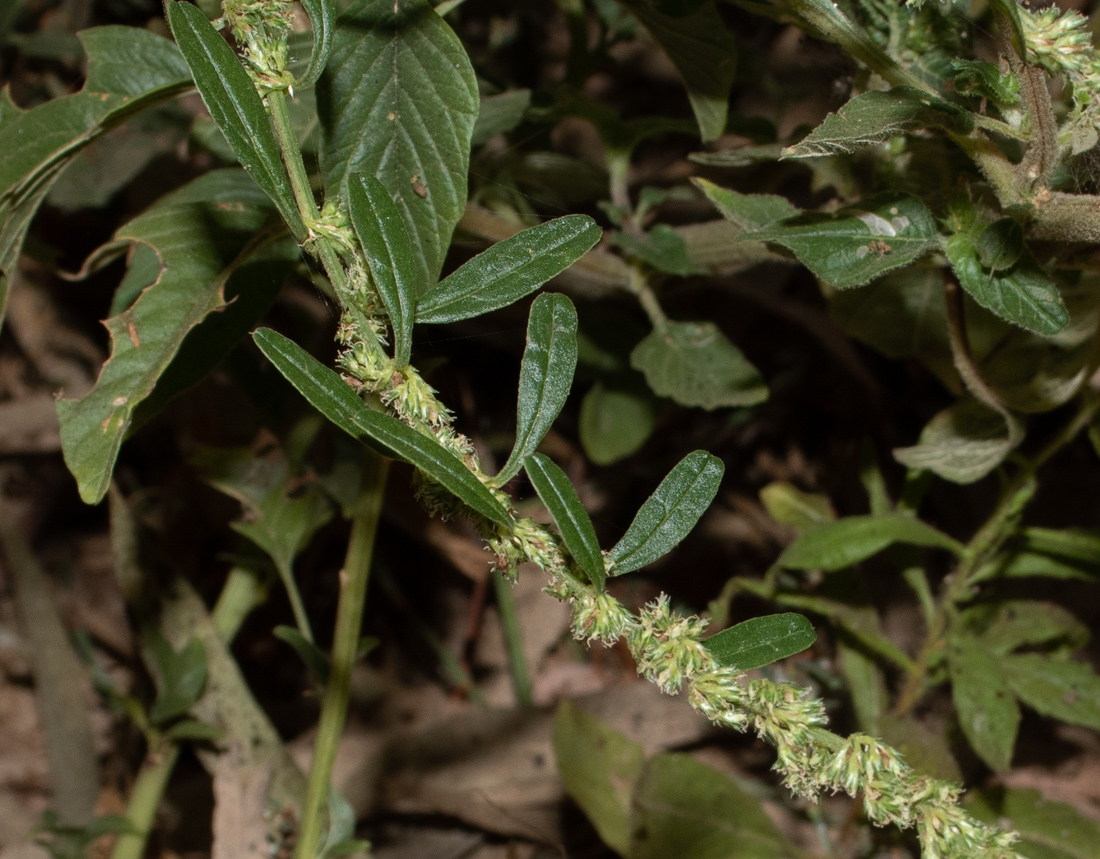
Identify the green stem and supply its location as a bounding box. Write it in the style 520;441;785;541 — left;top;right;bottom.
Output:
627;266;667;333
276;560;315;644
492;573;533;707
294;455;389;859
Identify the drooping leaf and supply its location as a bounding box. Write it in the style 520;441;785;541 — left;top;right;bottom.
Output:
614;0;737;142
416;215;600;323
612;225;704;277
553;699;646;856
1002;654;1100;730
57;171;286;504
967;787;1100;859
745;194;939;289
759;481;835;532
148;636;209;725
297;0;335;89
348;173;418;367
783;87;973;158
525;453;606;591
253;328;511;526
609;450;724;575
704;613;816;672
893;399;1022;485
630;753;796;859
694;177;799;231
497;294;579;484
471;89;531;146
579;384;655;465
779;513;963;572
318;0;479;289
948;635;1020;772
0;26;192;327
946;233;1068;336
166;2;304;237
631;321;767;409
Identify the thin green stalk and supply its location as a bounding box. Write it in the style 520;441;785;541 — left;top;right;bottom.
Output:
276;559;315;644
492;573;533;707
627;266;667;333
294;456;389;859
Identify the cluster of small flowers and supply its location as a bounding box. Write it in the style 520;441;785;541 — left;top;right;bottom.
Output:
626;596;711;693
221;0;294;92
1021;7;1098;84
570;590;634;645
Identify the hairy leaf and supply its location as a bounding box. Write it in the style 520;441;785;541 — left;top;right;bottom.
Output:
318;0;478;289
579;384;655;465
1003;654;1100;730
298;0;335;89
631;321;767;409
348;173;418;366
968;788;1100;859
525;453;606;591
949;635;1019;772
779;513;963;571
612;225;703;277
704;613;817;672
498;294;579;483
745;194;939;288
167;2;303;236
694;178;799;231
253;328;511;526
893;399;1021;485
784;87;972;158
609;450;724;574
417;215;600;323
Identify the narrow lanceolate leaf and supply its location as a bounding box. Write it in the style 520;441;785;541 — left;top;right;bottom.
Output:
166;2;303;237
779;513;963;571
0;26;191;327
253;328;511;526
946;233;1068;336
318;0;478;290
783;87;973;158
744;194;939;289
948;635;1019;772
58;171;285;504
348;174;418;367
704;613;816;672
609;451;724;575
525;454;606;591
297;0;335;89
497;295;579;484
417;215;601;324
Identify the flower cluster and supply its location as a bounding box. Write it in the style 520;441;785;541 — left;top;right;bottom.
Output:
221;0;294;93
626;596;711;692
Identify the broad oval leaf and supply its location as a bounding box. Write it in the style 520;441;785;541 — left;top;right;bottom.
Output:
704;613;817;672
779;512;964;572
253;328;511;526
166;1;304;237
524;453;606;591
609;450;724;575
497;294;578;483
318;0;478;290
968;787;1100;859
1002;654;1100;730
744;194;939;289
579;384;655;466
297;0;335;89
417;215;601;323
948;634;1020;772
348;173;418;367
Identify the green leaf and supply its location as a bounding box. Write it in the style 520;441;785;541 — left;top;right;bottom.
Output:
982;528;1100;581
948;635;1020;771
472;89;531;146
779;512;963;572
946;233;1068;336
630;753;796;859
976;218;1024;271
783;86;973;158
166;2;304;236
498;294;579;484
553;699;646;856
609;450;724;574
745;194;939;288
704;613;816;672
149;636;208;725
759;481;835;532
253;327;511;526
612;224;704;277
614;0;737;142
961;600;1089;656
298;0;335;89
967;787;1100;859
525;453;605;591
1002;654;1100;730
416;215;601;323
318;0;478;289
274;625;331;685
0;26;192;326
631;321;767;409
951;60;1019;106
165;718;226;742
348;173;418;367
693;177;799;231
57;170;285;504
579;384;655;465
893;399;1022;485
